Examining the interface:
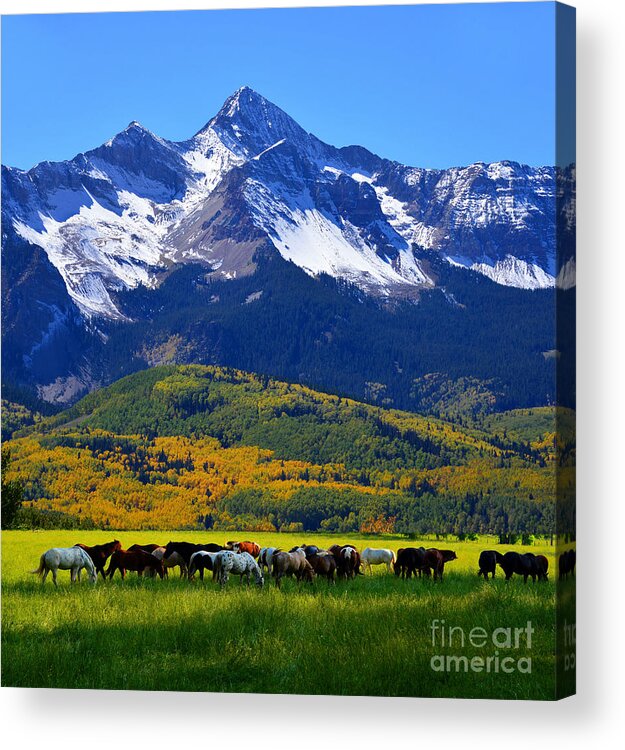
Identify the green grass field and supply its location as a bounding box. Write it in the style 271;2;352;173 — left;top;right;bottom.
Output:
1;530;573;699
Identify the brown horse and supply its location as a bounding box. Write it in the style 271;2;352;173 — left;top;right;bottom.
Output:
328;544;361;579
227;540;261;558
272;549;315;588
74;540;122;580
106;549;165;580
423;548;458;581
307;551;337;584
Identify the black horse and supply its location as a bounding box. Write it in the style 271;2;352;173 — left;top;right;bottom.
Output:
188;551;217;581
128;543;161;554
478;550;504;579
74;539;122;580
163;541;225;567
394;547;427;579
559;549;576;579
498;551;543;583
290;545;320;557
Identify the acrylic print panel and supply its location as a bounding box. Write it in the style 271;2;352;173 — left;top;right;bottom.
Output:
0;1;575;700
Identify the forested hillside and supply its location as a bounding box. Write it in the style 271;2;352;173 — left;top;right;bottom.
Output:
3;251;561;416
4;365;567;534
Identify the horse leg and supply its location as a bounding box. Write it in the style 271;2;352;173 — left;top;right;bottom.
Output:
52;568;58;587
41;567;49;585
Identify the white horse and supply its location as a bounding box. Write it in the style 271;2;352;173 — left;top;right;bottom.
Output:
31;547;97;586
361;547;396;574
258;546;278;575
213;550;264;589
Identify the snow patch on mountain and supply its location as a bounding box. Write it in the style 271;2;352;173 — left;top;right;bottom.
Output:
181;127;245;200
470;256;555;290
14;187;168;317
3;87;569;320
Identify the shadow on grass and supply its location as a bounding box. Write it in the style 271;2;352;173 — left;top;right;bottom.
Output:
3;573;559;700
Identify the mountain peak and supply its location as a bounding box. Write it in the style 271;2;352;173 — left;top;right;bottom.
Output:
125;120;146;131
219;85;270;116
198;86;310;159
101;120;158;149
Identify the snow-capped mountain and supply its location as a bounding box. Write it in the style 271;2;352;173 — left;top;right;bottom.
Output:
2;86;571;321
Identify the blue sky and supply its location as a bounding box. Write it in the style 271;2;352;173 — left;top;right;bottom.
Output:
2;3;561;170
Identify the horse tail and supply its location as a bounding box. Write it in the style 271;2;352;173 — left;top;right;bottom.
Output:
30;553;46;577
213;554;223;583
390;550;396;564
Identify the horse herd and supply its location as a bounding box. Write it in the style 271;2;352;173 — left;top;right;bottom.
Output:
30;538;576;589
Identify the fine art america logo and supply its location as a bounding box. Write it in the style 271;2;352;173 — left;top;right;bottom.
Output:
429;619;534;674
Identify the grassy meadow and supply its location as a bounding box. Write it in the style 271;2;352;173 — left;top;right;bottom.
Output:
1;530;573;699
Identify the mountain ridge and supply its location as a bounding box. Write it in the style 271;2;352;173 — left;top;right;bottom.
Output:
3;85;570;321
1;86;574;408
